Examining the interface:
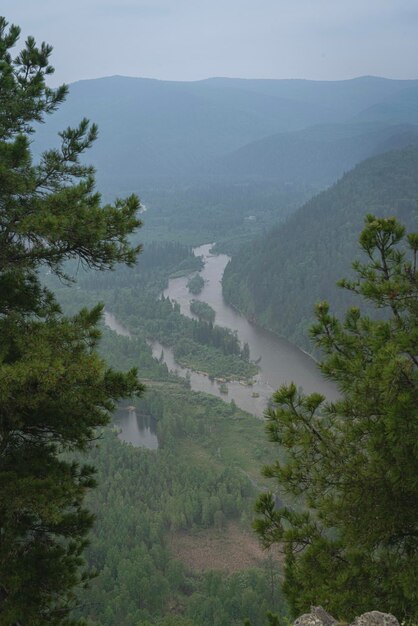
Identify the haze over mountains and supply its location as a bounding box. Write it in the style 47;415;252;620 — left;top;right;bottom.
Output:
34;72;418;350
35;75;418;197
212;121;418;186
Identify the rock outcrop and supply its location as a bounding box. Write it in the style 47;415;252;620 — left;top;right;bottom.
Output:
351;612;400;626
294;606;337;626
293;607;399;626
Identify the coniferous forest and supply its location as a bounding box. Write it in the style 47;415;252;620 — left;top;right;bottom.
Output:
0;12;417;626
223;146;418;351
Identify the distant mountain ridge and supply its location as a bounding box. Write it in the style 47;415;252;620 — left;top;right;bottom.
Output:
352;84;418;125
198;76;418;119
33;75;418;197
222;145;418;353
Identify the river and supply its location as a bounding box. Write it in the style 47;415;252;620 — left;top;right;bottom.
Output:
161;244;337;416
105;244;336;428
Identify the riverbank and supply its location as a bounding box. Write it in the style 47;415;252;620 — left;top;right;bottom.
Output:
222;295;320;364
164;244;337;402
104;241;337;418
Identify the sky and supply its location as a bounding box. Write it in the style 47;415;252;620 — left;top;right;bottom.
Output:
2;0;418;85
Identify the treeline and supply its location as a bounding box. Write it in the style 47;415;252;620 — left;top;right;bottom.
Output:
99;328;177;383
79;241;203;295
223;145;418;352
187;274;205;295
137;180;315;253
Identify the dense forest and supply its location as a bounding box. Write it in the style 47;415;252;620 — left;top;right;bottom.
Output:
187;274;205;295
223;145;418;351
47;241;286;625
74;396;286;625
190;300;216;323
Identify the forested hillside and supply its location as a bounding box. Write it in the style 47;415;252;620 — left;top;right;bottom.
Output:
222;145;418;351
212;122;418;186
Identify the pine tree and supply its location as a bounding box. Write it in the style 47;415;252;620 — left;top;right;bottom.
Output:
0;17;144;624
254;215;418;622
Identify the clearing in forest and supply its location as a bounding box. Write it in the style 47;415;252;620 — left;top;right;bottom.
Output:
170;522;282;573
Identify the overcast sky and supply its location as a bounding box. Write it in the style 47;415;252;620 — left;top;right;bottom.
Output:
2;0;418;85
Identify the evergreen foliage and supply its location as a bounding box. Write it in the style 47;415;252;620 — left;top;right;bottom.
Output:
190;300;216;324
254;216;418;622
75;419;286;625
187;274;205;295
0;18;143;624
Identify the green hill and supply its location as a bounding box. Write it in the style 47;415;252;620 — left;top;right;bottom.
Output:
210;122;418;186
222;145;418;352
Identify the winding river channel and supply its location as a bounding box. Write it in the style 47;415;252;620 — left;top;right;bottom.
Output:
106;243;336;442
161;244;337;414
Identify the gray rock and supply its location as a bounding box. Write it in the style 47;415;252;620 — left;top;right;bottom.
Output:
293;607;400;626
350;612;400;626
311;606;338;626
294;614;325;626
294;606;337;626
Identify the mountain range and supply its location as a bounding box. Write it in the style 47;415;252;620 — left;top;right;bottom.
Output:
34;75;418;198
